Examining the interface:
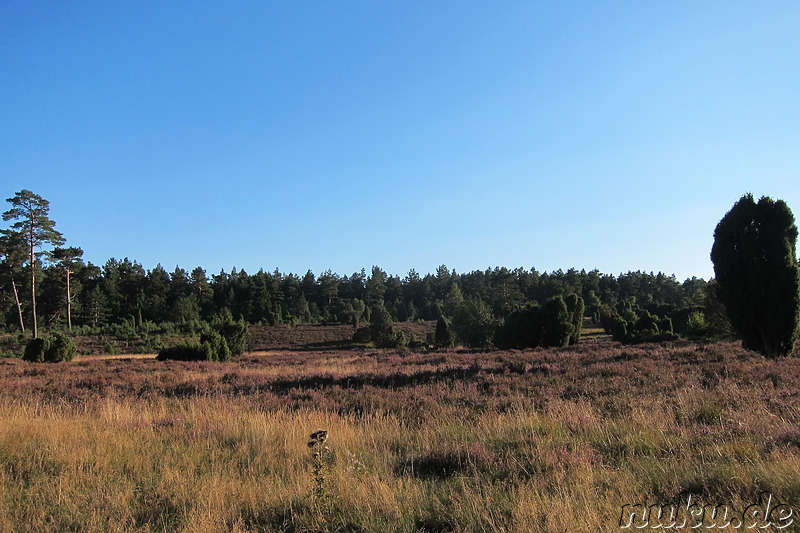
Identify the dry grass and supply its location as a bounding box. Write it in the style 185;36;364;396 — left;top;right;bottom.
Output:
0;340;799;532
80;353;158;361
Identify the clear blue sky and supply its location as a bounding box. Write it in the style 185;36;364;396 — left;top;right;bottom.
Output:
2;1;798;281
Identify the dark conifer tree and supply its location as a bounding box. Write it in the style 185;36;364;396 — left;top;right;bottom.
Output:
710;194;800;357
565;293;585;345
540;295;572;348
434;316;454;348
368;304;405;348
209;309;248;356
497;303;541;349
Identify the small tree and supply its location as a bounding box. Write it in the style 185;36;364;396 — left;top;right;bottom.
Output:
200;330;232;362
368;304;406;348
496;303;541;349
434;315;454;348
540;296;573;348
48;332;77;362
565;294;585;345
451;297;495;348
211;309;248;356
711;194;800;357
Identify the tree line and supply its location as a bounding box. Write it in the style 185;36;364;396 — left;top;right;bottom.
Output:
0;189;759;351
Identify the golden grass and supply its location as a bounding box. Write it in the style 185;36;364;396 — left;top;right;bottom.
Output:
80;353;158;361
1;395;792;532
0;396;632;532
1;343;799;531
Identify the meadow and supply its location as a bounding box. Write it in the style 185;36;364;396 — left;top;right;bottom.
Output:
0;331;799;532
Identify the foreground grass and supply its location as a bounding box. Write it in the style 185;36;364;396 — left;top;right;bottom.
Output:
0;342;799;532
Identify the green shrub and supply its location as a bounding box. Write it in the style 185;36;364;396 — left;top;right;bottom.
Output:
434;316;454;348
407;332;427;349
156;343;206;362
23;337;50;363
145;334;166;353
495;304;541;349
598;305;615;333
48;333;77;362
102;319;139;341
452;298;496;348
540;296;573;348
211;310;247;356
352;326;371;343
157;330;233;362
23;334;77;363
101;336;119;355
610;316;628;341
687;311;708;338
565;294;585;345
365;305;406;348
601;302;678;344
200;330;231;362
711;193;800;357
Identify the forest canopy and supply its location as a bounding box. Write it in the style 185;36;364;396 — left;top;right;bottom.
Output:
1;190;713;343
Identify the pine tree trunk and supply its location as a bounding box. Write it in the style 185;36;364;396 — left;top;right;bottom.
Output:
29;226;37;338
11;277;25;333
66;269;72;331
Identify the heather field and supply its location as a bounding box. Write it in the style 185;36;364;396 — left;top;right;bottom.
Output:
1;338;799;532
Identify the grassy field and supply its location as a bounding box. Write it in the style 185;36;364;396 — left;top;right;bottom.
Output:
0;336;799;532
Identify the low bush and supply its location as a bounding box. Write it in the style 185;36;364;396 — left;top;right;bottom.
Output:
23;333;77;363
406;332;427;349
356;305;407;348
200;330;231;362
352;326;371;343
156;343;207;362
600;301;678;344
157;331;232;362
495;294;584;349
211;310;247;356
157;310;245;362
23;337;48;362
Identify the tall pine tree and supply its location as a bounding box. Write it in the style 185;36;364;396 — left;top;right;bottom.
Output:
3;190;65;338
52;247;84;331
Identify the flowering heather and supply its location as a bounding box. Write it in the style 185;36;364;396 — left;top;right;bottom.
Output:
0;339;798;531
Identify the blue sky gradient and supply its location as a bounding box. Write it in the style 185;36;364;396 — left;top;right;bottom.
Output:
2;2;799;280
